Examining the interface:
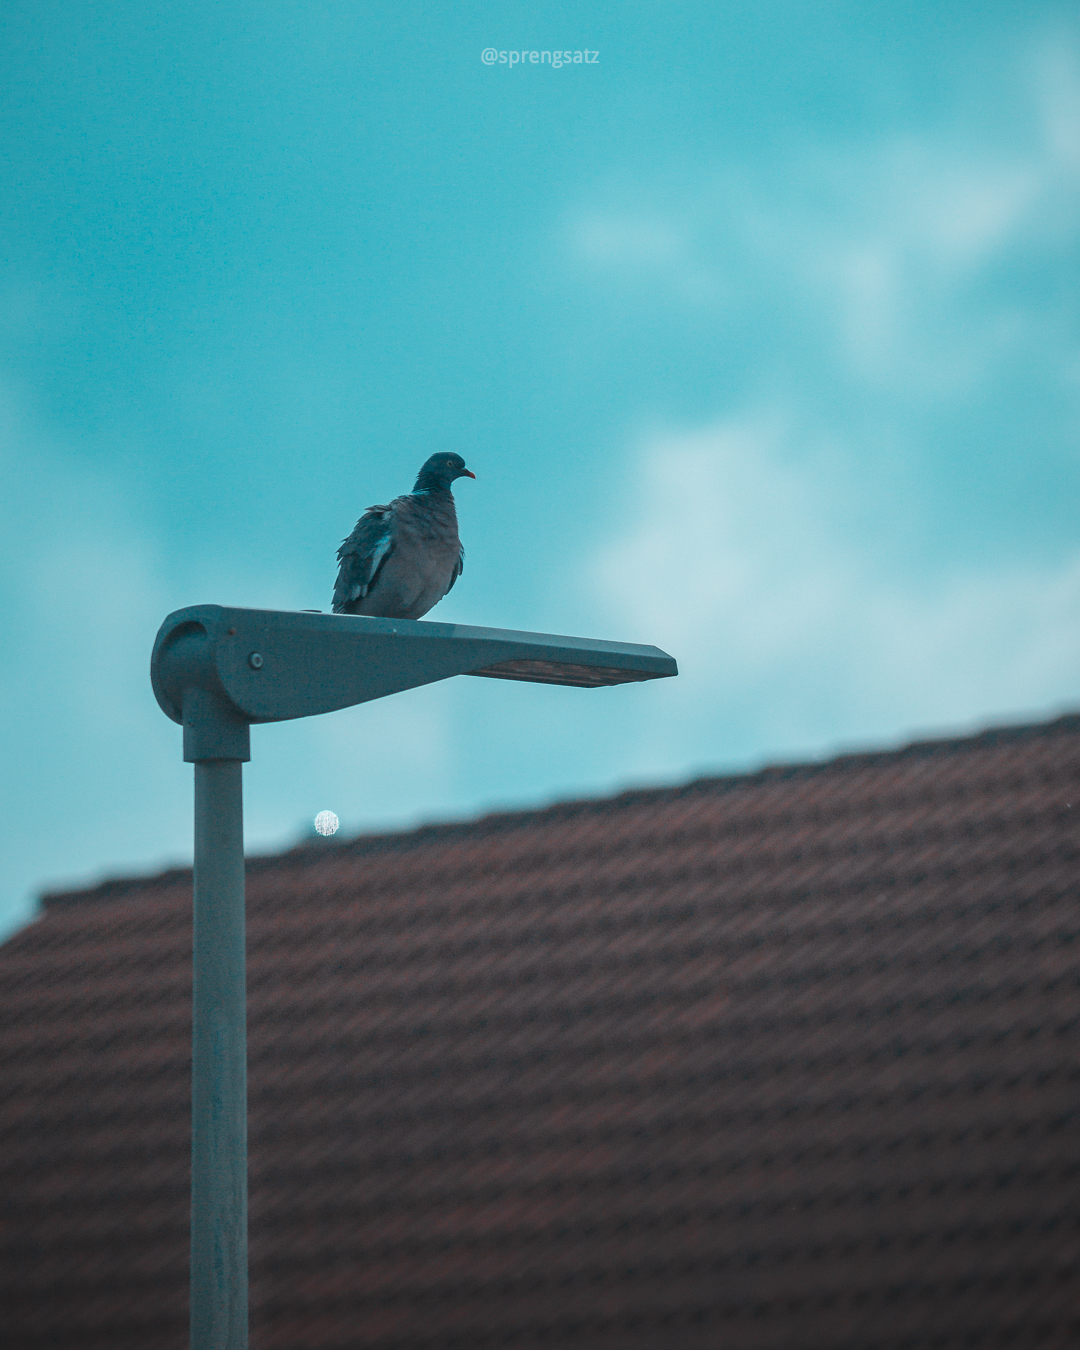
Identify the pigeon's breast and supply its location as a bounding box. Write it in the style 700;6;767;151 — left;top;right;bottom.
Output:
355;494;461;620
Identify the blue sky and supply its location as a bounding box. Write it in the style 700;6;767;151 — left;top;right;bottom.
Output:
2;2;1079;937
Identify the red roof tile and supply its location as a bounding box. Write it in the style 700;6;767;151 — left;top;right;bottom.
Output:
2;713;1079;1348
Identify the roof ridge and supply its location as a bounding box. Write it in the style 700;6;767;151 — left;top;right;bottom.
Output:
38;708;1080;912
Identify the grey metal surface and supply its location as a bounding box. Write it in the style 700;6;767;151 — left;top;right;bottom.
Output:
190;759;248;1350
152;606;678;751
154;602;676;1349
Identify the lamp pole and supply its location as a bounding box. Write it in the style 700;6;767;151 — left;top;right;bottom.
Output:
190;757;248;1348
152;605;676;1350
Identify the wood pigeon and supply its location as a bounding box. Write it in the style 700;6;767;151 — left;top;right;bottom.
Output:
332;453;476;619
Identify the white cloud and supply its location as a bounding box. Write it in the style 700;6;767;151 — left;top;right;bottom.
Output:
565;36;1080;390
592;419;1080;767
569;213;687;269
1032;38;1080;172
572;34;1080;780
563;208;725;303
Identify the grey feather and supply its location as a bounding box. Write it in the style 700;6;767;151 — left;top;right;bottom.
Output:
332;507;394;609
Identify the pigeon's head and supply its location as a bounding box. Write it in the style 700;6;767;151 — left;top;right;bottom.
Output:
413;453;477;493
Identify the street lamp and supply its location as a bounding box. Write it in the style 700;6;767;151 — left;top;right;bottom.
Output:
151;604;678;1350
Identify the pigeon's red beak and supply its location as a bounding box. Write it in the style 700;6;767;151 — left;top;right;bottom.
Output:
460;468;476;479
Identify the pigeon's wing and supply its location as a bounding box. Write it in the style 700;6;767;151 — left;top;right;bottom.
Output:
444;544;465;595
332;504;395;612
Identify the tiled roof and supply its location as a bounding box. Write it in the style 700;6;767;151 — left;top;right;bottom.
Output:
2;712;1079;1349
